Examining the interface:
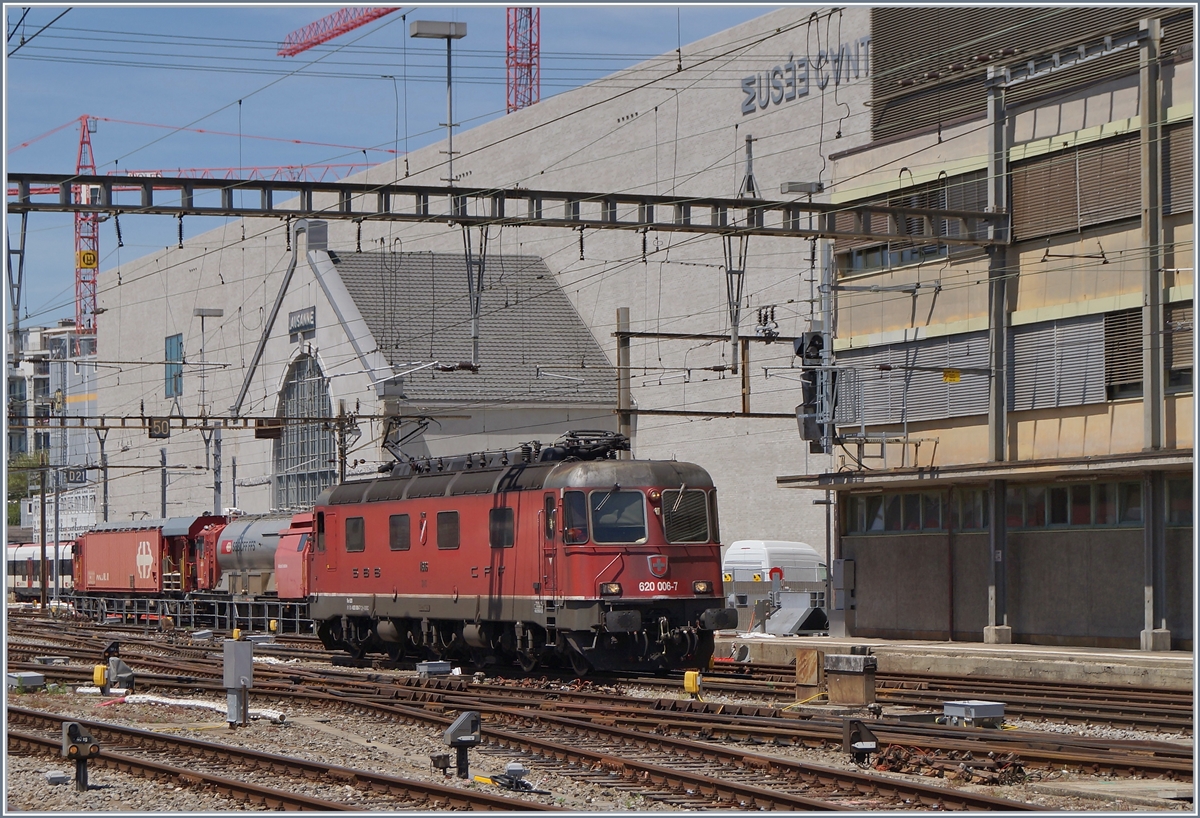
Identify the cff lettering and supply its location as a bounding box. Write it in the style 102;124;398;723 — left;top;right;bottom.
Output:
741;36;871;116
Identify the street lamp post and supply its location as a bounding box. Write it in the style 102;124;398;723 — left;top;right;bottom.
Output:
410;20;467;185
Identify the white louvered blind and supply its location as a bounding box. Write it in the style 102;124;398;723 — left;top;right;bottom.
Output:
1008;315;1106;411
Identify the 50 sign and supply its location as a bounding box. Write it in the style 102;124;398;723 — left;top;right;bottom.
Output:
148;417;171;439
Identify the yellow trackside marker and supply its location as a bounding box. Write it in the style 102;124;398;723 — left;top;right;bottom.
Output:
93;665;106;686
752;573;762;582
722;573;732;582
684;671;703;694
269;620;278;633
77;250;98;269
232;628;241;641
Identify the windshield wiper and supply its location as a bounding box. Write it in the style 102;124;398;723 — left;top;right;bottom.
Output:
594;482;620;511
671;482;686;513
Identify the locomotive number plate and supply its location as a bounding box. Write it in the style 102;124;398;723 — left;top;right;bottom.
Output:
639;581;678;592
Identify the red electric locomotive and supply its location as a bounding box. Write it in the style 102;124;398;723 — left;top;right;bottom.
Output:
309;431;738;673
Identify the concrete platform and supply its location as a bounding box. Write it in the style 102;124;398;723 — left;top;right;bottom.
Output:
1029;780;1194;809
714;634;1194;691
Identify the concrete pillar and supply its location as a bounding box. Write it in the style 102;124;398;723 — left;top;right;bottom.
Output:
1140;17;1164;452
984;479;1011;644
1141;471;1170;650
985;68;1009;464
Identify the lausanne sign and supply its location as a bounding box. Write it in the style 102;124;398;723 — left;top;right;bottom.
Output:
741;36;872;115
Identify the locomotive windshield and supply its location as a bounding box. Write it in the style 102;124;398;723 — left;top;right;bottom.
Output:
589;490;648;544
563;491;589;544
662;489;710;543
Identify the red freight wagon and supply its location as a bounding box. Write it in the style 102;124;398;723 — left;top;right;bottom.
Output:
275;513;313;600
75;516;224;595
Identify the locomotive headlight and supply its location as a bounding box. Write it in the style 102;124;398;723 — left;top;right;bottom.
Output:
648;489;662;504
692;580;714;594
599;582;622;596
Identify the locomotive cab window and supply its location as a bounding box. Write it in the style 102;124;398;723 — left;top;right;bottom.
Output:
543;494;556;541
563;490;589;544
489;507;515;548
590;489;647;544
662;489;709;543
315;512;326;552
345;517;365;552
297;533;309;552
437;511;460;550
389;514;410;551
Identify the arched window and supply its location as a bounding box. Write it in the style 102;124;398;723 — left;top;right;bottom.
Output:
274;355;336;511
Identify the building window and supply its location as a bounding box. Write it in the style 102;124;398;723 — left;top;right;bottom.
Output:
8;432;27;455
1006;481;1161;530
489;507;515;548
834;171;987;276
1104;309;1142;399
437;511;460;550
165;334;183;398
389;514;410;551
345;517;365;552
1166;302;1193;392
844;489;974;534
273;355;336;512
1166;477;1192;527
1118;482;1142;524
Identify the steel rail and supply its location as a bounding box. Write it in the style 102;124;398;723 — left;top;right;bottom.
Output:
328;696;1037;810
7;707;555;811
7;729;354;811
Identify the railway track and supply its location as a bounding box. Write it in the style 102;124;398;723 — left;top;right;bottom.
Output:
10;649;1190;785
7;706;552;811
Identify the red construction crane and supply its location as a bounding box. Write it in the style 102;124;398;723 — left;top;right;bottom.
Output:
277;7;399;57
506;8;540;113
74;114;99;337
279;6;541;113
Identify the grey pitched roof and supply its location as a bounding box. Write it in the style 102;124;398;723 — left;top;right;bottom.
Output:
331;251;616;405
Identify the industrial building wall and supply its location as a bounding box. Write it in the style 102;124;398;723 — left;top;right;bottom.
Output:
838;531;991;641
841;525;1194;649
96;5;871;542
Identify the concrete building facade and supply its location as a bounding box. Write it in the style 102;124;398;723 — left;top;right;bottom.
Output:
93;6;873;544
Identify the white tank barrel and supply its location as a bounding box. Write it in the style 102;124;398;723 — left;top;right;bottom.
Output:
215;517;289;574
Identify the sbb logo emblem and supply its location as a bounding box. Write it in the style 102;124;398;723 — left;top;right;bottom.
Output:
135;541;153;579
221;540;233;554
648;555;668;578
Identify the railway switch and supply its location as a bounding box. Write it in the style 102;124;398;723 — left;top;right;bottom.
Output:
93;657;135;695
443;710;481;779
473;761;551;794
430;753;451;776
61;722;100;791
841;719;877;765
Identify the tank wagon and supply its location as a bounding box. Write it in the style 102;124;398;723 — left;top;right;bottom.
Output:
72;514;309;631
310;431;738;673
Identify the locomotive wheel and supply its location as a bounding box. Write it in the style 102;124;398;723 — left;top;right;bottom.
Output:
568;648;591;677
516;650;539;673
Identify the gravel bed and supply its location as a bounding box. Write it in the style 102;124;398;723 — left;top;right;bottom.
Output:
5;688;671;812
5;654;1193;812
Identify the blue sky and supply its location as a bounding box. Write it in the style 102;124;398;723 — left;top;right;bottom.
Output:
5;3;776;329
